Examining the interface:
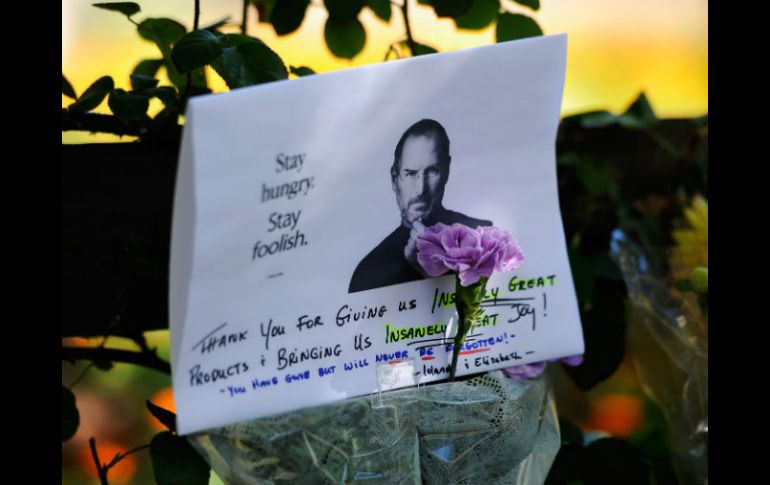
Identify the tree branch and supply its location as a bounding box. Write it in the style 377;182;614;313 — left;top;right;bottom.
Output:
62;109;142;137
241;0;248;34
63;346;171;374
89;437;109;485
400;0;416;56
105;444;151;472
68;362;95;389
194;0;201;30
90;437;150;485
383;43;401;62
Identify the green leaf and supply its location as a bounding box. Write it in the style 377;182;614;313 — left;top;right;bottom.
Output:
512;0;540;11
252;0;277;23
187;84;212;97
411;42;438;56
693;113;708;126
568;248;595;304
454;0;499;30
211;35;288;89
546;443;584;484
108;89;151;123
557;153;580;166
132;59;164;78
202;16;231;33
171;30;224;74
582;438;650;485
576;159;616;196
68;76;114;113
137;18;188;89
430;0;474;18
149;86;180;108
558;418;584;446
690;266;708;294
324;17;366;59
289;65;316;77
130;74;159;91
150;431;210;485
147;400;177;432
93;2;140;17
62;74;77;99
674;278;692;293
563;279;627;390
324;0;365;21
62;386;79;441
366;0;391;21
496;13;543;42
618;92;658;129
219;34;257;48
138;18;187;45
628;399;671;460
577;110;617;128
271;0;309;35
93;359;114;371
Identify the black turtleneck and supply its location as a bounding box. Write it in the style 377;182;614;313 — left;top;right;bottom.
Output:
348;209;492;293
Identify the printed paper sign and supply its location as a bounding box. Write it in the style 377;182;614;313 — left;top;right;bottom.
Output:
170;34;583;435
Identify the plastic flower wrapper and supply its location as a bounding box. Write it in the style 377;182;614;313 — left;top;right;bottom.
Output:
611;218;707;485
416;223;524;380
187;371;562;484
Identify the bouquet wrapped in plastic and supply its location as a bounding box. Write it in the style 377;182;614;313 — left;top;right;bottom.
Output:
611;223;707;485
188;223;572;484
188;371;560;484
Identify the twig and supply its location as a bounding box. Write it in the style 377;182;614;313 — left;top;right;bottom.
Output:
68;362;95;389
89;438;109;485
383;43;401;61
400;0;417;56
129;332;152;353
62;346;171;374
104;444;151;472
241;0;248;34
181;0;199;115
90;437;151;485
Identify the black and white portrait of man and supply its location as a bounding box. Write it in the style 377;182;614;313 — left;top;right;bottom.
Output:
348;119;492;293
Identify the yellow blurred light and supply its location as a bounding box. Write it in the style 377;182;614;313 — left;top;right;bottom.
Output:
62;0;706;144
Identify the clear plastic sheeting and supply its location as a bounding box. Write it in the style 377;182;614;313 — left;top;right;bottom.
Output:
611;229;708;485
188;371;561;484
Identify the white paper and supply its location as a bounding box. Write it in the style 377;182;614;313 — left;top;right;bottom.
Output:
170;34;583;435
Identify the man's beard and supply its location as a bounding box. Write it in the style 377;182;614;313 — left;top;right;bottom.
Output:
403;199;443;226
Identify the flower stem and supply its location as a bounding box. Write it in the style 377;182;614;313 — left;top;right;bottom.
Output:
449;276;487;381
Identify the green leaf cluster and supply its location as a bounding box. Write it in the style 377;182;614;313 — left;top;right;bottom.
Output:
62;386;79;441
65;1;295;127
146;401;211;484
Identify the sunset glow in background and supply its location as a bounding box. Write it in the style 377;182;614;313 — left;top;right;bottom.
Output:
62;0;707;143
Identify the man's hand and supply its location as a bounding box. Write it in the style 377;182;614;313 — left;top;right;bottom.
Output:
404;219;429;277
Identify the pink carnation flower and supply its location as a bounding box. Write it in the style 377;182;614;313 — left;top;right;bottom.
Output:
416;223;524;286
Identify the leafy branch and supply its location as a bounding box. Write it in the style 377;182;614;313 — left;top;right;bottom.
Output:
62;346;171;374
90;437;150;485
62;109;145;136
65;1;546;138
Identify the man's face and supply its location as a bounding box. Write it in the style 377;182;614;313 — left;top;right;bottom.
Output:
392;134;448;226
